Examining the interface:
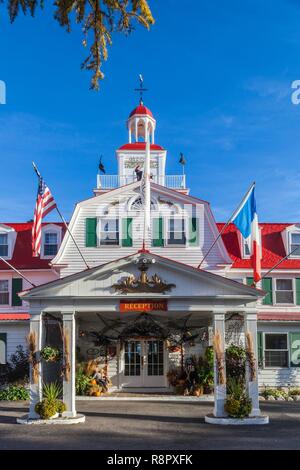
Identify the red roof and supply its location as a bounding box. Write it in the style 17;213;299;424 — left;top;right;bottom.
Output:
219;223;300;269
258;312;300;321
118;143;164;151
0;222;65;271
0;313;29;320
129;104;154;118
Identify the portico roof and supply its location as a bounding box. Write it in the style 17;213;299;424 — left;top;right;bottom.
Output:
20;251;264;305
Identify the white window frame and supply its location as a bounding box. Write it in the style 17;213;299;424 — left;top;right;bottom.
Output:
41;225;62;260
166;216;187;247
274;278;295;306
98;218;120;247
289;231;300;258
0;279;10;306
263;332;289;369
0;225;17;260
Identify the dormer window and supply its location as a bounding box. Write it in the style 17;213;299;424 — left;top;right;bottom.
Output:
100;219;119;246
44;232;58;256
290;232;300;256
0;234;8;257
41;224;62;259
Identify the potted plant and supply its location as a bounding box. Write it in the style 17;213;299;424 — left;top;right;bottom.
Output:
35;382;66;419
40;346;61;363
225;377;252;418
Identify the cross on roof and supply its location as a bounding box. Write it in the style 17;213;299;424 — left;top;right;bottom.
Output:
135;74;148;104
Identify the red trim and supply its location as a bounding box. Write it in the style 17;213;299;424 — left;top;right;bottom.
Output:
0;313;29;320
258;312;300;321
118;143;164;151
129;105;154;118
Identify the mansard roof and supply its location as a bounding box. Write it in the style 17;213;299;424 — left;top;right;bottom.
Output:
0;222;65;271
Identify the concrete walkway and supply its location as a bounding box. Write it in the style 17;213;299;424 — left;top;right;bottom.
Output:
0;400;300;449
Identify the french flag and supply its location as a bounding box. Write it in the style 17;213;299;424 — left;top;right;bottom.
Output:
232;184;261;284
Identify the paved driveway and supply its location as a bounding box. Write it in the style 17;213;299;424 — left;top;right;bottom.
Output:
0;400;300;450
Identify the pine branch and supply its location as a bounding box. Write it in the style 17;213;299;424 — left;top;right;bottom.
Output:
4;0;154;90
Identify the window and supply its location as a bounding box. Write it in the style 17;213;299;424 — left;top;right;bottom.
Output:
0;280;9;305
243;238;251;258
44;232;58;256
275;279;294;304
0;333;7;365
290;232;300;256
264;333;288;367
167;218;186;245
0;234;8;257
100;219;119;246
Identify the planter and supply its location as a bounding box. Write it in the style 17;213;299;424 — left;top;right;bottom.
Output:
193;386;204;397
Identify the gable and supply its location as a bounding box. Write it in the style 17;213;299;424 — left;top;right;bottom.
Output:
22;252;261;302
51;182;232;277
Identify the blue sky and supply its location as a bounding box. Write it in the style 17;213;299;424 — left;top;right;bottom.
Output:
1;0;300;222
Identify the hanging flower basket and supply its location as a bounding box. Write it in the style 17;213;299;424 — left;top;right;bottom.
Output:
41;346;62;363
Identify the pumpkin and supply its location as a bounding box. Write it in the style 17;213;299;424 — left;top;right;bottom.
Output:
90;379;97;385
95;391;101;397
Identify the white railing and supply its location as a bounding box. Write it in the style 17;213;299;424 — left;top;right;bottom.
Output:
97;174;186;190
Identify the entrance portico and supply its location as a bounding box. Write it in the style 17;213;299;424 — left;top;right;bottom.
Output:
21;252;264;421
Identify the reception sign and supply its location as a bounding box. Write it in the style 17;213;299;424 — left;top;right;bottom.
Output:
120;300;168;312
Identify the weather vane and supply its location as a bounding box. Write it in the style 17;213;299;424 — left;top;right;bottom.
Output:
135;74;148;105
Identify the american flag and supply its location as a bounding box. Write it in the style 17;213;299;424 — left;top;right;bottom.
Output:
32;170;56;257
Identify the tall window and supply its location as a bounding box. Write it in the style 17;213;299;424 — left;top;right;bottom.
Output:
44;232;58;256
100;219;119;246
275;279;294;304
290;232;300;256
264;333;288;367
0;280;9;305
0;234;8;257
243;238;251;258
167;218;186;245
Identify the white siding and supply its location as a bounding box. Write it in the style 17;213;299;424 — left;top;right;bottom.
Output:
0;322;29;362
54;188;229;277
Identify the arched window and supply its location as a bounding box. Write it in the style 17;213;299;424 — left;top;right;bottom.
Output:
130;196;156;211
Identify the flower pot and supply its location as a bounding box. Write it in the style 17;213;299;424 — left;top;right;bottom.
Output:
193;386;203;397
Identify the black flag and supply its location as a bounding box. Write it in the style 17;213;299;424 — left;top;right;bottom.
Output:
98;156;106;174
179;152;186;165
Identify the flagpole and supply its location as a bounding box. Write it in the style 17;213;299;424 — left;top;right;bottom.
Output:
198;181;255;269
261;247;299;280
32;162;90;270
141;135;151;252
0;256;36;287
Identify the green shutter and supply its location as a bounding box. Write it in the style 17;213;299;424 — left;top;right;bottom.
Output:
85;218;97;247
296;279;300;305
152;217;164;247
257;332;263;368
262;278;273;305
122;218;133;247
189;217;199;246
246;277;254;287
0;333;7;364
11;278;22;307
290;333;300;367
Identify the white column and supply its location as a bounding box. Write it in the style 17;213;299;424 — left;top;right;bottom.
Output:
213;313;227;418
28;311;43;419
128;127;132;143
245;312;261;417
62;311;76;418
151;127;155;144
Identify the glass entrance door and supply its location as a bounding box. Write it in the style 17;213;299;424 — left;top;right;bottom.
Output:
123;339;166;388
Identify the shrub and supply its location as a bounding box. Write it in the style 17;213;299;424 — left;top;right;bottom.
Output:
76;366;92;395
0;385;29;401
261;388;288;400
0;345;29;385
289;388;300;396
55;400;66;414
35;399;57;419
225;396;252;418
